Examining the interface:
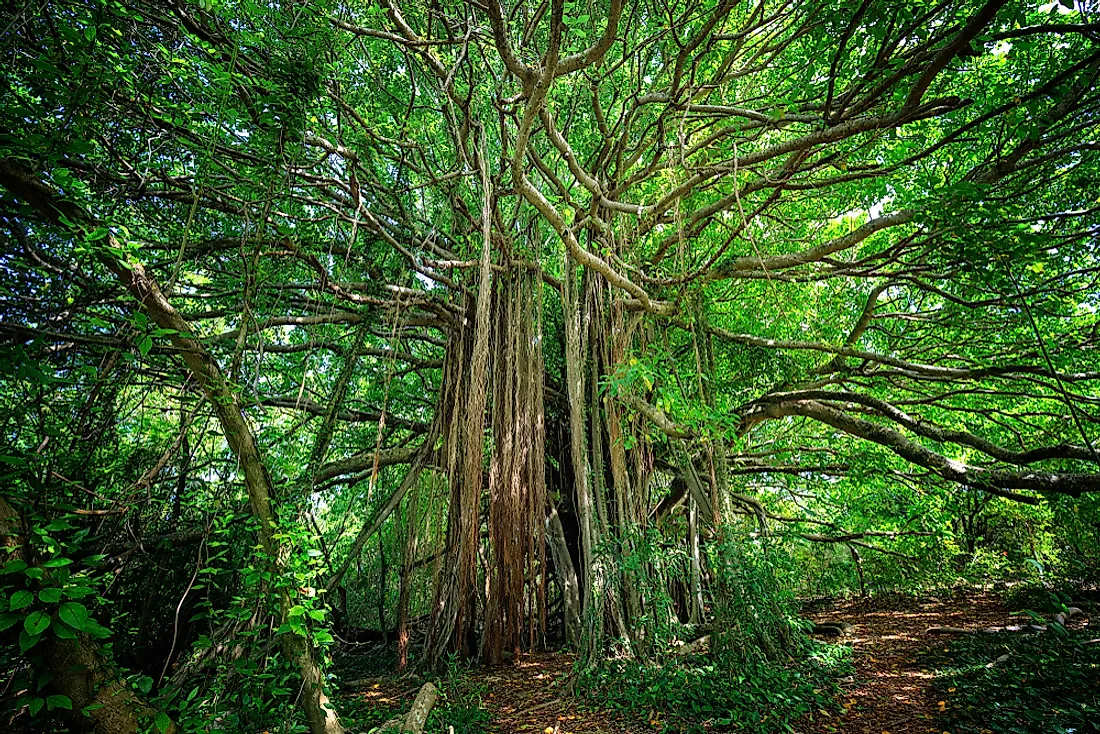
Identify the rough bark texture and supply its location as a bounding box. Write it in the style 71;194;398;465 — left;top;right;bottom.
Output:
546;501;582;645
562;255;602;661
379;682;438;733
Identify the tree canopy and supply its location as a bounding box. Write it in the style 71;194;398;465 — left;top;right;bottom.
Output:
1;0;1099;732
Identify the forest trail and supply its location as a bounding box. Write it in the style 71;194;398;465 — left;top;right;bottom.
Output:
804;592;1017;734
348;650;651;733
466;653;647;734
345;593;1023;733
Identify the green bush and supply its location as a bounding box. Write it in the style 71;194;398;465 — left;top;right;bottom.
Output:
576;647;850;733
922;628;1100;734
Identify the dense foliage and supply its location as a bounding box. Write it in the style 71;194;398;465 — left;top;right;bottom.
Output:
1;0;1099;732
924;622;1100;734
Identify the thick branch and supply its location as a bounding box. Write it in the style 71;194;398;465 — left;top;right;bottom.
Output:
745;399;1100;501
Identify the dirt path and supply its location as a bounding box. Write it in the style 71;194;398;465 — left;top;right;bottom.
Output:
803;592;1017;734
475;653;648;733
347;651;650;733
345;593;1021;733
463;593;1018;733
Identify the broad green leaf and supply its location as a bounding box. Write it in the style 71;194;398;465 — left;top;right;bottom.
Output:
58;602;89;631
10;589;34;610
38;587;62;603
46;694;72;711
24;610;50;636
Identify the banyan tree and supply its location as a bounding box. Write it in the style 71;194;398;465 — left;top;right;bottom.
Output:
2;0;1099;732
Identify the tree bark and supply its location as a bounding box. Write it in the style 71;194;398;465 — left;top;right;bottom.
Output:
562;255;603;661
688;497;703;625
546;500;582;645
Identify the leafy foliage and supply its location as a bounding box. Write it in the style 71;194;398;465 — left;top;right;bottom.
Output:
924;628;1100;734
577;650;850;733
2;0;1100;730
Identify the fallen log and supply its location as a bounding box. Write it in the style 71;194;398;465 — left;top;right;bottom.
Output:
673;634;711;656
811;622;854;637
379;682;438;733
1053;607;1084;626
927;624;1048;634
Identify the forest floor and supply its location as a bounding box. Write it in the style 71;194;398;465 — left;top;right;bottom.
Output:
800;591;1018;734
341;590;1093;733
341;649;651;733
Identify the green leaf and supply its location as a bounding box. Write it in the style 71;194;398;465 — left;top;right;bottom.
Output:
24;610;50;636
10;589;34;610
53;622;77;639
63;585;95;598
41;557;73;568
84;619;111;639
46;694;72;711
155;711;173;732
58;602;89;631
3;559;28;574
19;629;41;653
38;587;63;603
28;697;44;717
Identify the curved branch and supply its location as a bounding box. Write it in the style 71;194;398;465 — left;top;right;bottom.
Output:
745;399;1100;502
555;0;624;77
759;390;1099;466
618;393;693;439
905;0;1010;108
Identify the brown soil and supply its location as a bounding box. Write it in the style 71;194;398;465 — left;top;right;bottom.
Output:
802;591;1018;734
345;651;650;733
344;592;1030;733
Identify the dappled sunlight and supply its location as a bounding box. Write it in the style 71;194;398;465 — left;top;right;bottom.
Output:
2;2;1098;733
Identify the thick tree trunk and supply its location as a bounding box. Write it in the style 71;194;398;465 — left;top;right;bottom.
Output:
424;329;470;668
562;255;604;661
454;173;494;657
396;482;421;671
546;501;582;645
688;497;704;625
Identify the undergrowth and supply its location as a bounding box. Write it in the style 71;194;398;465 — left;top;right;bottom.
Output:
575;643;851;733
335;654;491;734
922;628;1100;734
427;656;492;734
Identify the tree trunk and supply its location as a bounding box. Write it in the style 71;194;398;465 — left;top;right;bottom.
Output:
689;497;704;625
546;500;582;645
562;255;604;662
0;160;344;734
396;480;421;671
